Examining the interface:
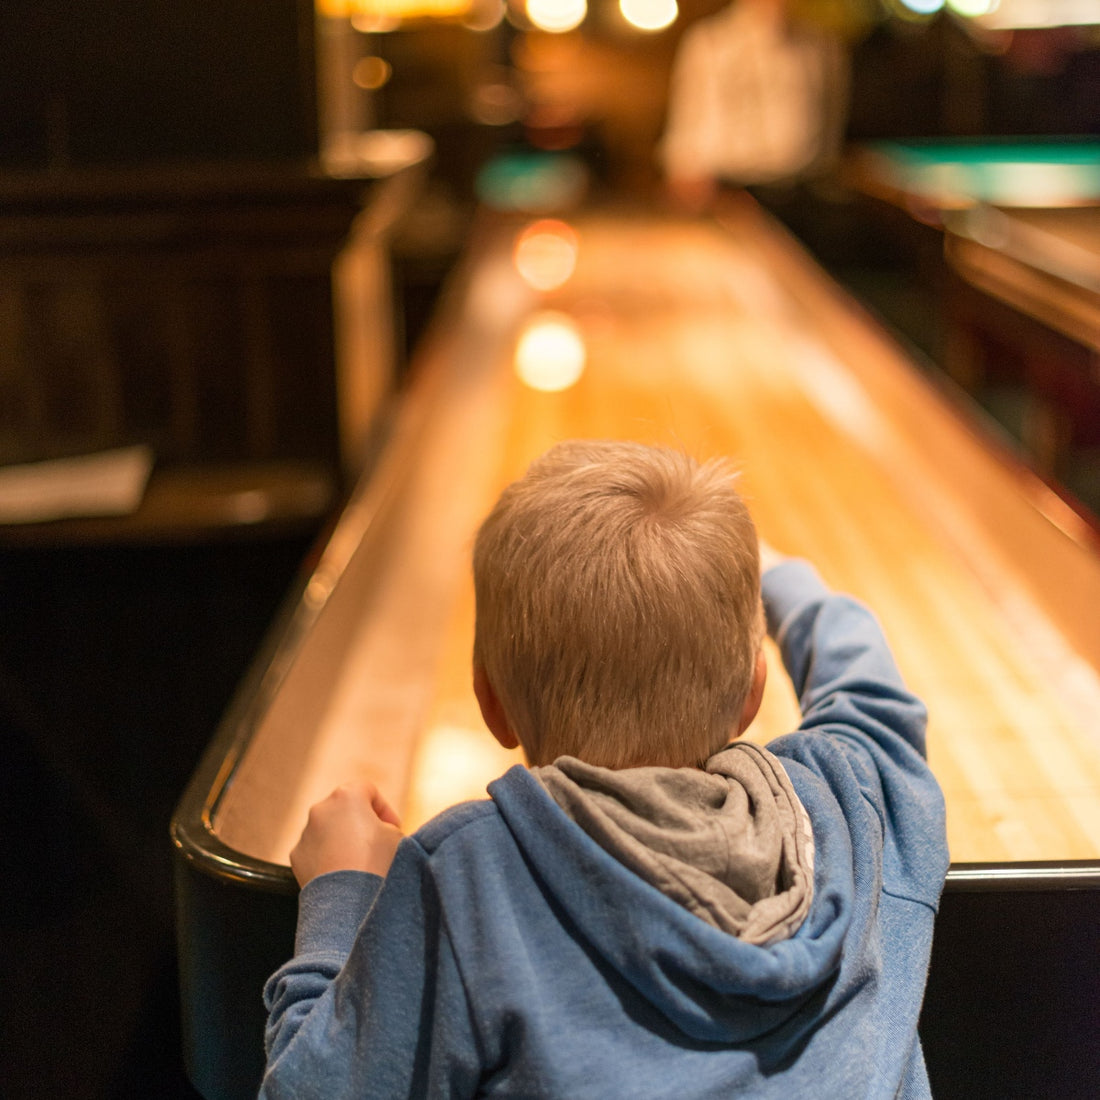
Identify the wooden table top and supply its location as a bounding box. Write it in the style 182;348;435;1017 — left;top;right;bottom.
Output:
211;201;1100;872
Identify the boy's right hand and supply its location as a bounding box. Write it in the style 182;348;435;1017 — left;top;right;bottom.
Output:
290;782;404;887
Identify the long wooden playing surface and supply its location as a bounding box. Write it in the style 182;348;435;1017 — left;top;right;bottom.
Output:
213;203;1100;871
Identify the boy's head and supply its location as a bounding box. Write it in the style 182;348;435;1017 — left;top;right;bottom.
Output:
473;440;765;770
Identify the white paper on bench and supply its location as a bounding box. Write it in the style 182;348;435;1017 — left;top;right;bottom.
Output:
0;445;154;524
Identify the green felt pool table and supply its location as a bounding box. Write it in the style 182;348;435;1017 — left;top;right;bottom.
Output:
849;138;1100;522
854;137;1100;210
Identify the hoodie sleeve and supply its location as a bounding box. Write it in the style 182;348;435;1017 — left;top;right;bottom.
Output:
259;839;483;1099
761;559;948;906
262;869;382;1071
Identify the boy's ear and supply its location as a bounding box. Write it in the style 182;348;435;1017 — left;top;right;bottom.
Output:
473;663;519;749
736;649;768;735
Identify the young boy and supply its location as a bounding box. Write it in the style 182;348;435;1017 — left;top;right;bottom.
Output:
260;439;948;1098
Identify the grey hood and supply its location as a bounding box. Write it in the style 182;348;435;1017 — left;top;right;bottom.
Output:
533;741;814;946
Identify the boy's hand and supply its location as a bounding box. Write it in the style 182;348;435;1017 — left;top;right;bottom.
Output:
290;782;404;887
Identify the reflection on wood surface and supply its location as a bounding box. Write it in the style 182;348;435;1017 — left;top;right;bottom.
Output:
215;204;1100;869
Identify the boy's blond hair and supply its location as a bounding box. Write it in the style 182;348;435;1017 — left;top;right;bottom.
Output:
473;440;763;769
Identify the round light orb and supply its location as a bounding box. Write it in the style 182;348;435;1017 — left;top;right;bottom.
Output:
514;312;587;392
620;0;677;31
527;0;587;33
946;0;996;15
513;219;580;291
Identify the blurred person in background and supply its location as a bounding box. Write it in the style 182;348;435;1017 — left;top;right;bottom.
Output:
660;0;849;240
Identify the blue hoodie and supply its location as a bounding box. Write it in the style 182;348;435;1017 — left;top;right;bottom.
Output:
261;561;948;1098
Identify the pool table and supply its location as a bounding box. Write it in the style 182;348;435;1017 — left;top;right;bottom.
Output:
850;137;1100;523
852;137;1100;212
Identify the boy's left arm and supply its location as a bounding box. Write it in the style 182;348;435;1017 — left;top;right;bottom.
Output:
260;799;482;1099
761;559;948;903
259;780;405;1079
261;869;382;1073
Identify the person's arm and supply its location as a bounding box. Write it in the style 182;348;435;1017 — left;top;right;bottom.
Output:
261;868;382;1077
761;554;947;898
260;782;402;1092
762;557;926;758
260;790;482;1099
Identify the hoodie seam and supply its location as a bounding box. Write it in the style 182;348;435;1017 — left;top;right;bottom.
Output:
881;885;940;912
412;836;493;1075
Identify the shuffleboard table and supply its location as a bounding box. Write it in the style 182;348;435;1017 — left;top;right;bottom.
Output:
173;201;1100;1100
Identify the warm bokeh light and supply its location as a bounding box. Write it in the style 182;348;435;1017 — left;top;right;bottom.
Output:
318;0;472;21
947;0;996;14
404;724;520;829
464;0;507;28
352;56;393;91
526;0;587;33
325;128;435;177
975;0;1100;27
513;219;580;291
619;0;678;31
350;10;401;29
514;311;587;392
895;0;945;13
470;80;522;125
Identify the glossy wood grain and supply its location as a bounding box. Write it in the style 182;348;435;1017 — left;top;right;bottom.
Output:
215;203;1100;868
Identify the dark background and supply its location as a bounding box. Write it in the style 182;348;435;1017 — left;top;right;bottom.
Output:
1;536;313;1098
